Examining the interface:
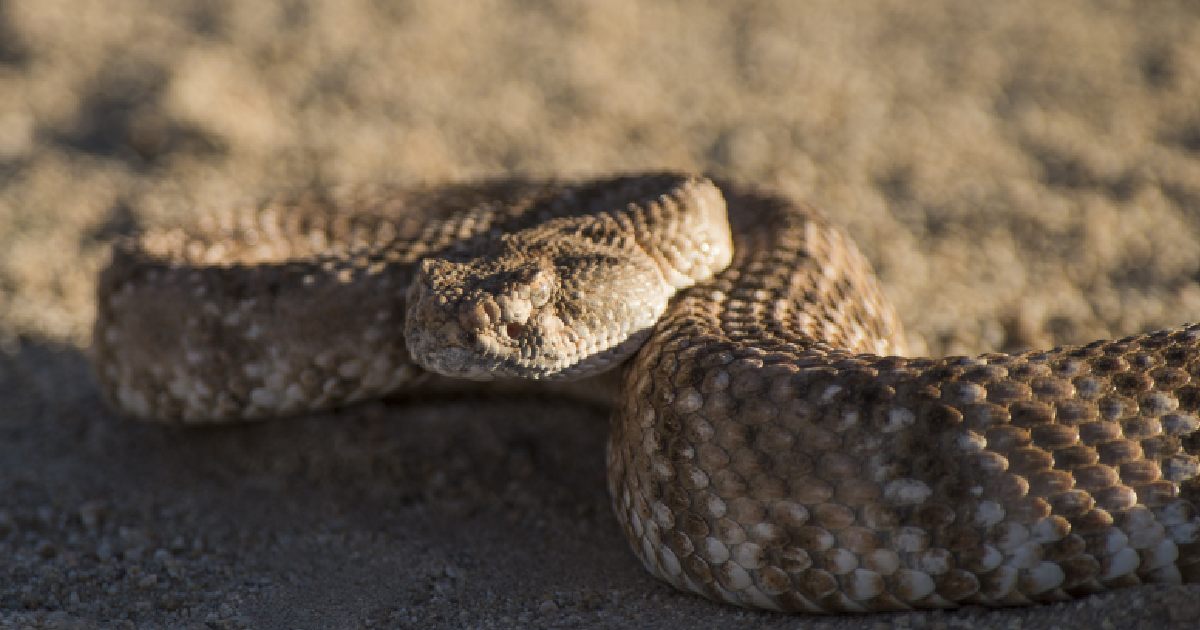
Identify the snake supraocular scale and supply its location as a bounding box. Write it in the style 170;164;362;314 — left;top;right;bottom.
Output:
92;173;1200;613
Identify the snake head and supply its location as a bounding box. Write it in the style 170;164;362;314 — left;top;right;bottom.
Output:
404;235;670;381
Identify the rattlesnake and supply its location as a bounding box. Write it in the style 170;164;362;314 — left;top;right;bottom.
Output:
92;173;1200;613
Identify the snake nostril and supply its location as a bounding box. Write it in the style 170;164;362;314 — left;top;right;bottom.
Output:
505;322;525;338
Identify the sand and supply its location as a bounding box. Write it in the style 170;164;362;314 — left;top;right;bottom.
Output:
2;0;1200;627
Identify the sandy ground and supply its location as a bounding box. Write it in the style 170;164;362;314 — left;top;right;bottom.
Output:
2;0;1200;627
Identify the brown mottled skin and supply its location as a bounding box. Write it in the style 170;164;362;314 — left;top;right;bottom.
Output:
93;173;1200;612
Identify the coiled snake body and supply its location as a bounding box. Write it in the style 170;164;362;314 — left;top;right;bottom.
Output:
93;173;1200;613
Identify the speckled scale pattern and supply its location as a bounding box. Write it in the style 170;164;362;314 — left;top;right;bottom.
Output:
607;181;1200;612
403;175;732;381
93;173;1200;613
95;175;717;420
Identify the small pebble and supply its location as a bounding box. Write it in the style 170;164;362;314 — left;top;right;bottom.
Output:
36;539;58;559
78;500;107;530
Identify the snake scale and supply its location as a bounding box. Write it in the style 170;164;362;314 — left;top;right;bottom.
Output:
92;173;1200;613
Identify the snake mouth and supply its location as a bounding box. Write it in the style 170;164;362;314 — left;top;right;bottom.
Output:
407;314;653;382
404;320;579;381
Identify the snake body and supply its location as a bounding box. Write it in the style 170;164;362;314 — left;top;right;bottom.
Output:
93;173;1200;613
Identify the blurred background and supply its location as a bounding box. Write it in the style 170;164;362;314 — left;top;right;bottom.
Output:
2;1;1200;627
1;0;1198;356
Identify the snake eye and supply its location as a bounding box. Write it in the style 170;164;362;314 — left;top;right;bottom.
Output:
505;322;525;338
520;265;555;308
